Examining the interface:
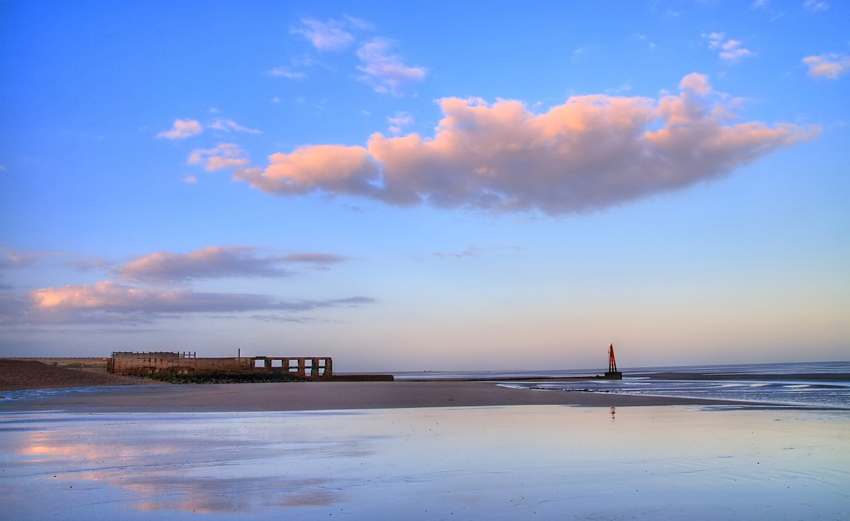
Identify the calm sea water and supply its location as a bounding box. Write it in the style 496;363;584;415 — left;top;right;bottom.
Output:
397;361;850;409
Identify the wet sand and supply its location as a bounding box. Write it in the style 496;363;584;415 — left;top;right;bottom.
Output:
0;359;784;412
1;379;751;412
3;404;848;520
3;362;847;520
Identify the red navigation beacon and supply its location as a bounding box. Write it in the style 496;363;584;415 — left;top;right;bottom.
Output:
605;343;623;380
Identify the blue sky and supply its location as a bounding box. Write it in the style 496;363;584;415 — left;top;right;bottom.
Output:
1;0;847;371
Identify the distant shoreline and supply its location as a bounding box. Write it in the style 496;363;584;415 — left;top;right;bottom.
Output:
3;360;847;413
1;380;749;413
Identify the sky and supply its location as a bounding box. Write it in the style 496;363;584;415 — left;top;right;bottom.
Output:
1;0;848;371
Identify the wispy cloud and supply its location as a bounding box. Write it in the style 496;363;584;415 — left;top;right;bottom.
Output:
1;251;37;269
112;246;295;283
1;250;72;270
188;143;250;171
279;253;350;265
434;246;479;259
803;53;850;79
231;73;816;216
803;0;828;11
388;111;414;134
209;119;262;134
0;246;368;325
156;119;203;139
16;281;375;324
268;66;306;79
356;38;427;96
705;33;756;62
111;247;351;283
291;18;355;52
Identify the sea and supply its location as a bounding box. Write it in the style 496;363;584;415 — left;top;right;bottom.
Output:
395;360;850;409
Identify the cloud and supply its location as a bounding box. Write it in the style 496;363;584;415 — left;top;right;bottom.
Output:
803;53;850;79
16;282;375;324
31;282;276;314
434;246;479;259
183;175;199;184
111;247;352;283
268;66;306;79
356;38;427;96
388;112;414;134
0;246;367;326
230;74;815;215
705;33;756;62
679;73;711;96
291;18;355;51
1;250;37;269
803;0;828;11
69;258;114;273
156;119;203;140
236;145;379;197
1;249;72;270
113;246;292;283
209;119;262;134
279;253;350;265
188;143;250;171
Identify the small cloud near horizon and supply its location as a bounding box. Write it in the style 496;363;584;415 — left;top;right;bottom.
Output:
0;246;368;326
12;281;375;325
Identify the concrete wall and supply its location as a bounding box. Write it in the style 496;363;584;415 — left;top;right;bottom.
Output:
108;352;333;379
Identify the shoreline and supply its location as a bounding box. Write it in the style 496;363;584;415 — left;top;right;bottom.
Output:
2;360;846;413
0;380;778;413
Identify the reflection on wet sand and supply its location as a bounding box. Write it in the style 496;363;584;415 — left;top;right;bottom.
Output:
10;413;364;514
2;407;849;520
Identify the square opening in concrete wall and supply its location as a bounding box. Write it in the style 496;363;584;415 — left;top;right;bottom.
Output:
254;359;265;368
271;359;282;368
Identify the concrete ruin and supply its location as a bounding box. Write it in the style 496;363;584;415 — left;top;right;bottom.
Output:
108;352;333;380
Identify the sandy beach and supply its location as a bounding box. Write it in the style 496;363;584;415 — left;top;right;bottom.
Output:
0;359;756;412
1;379;750;412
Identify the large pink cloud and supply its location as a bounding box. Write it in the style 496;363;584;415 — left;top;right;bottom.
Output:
231;74;816;215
